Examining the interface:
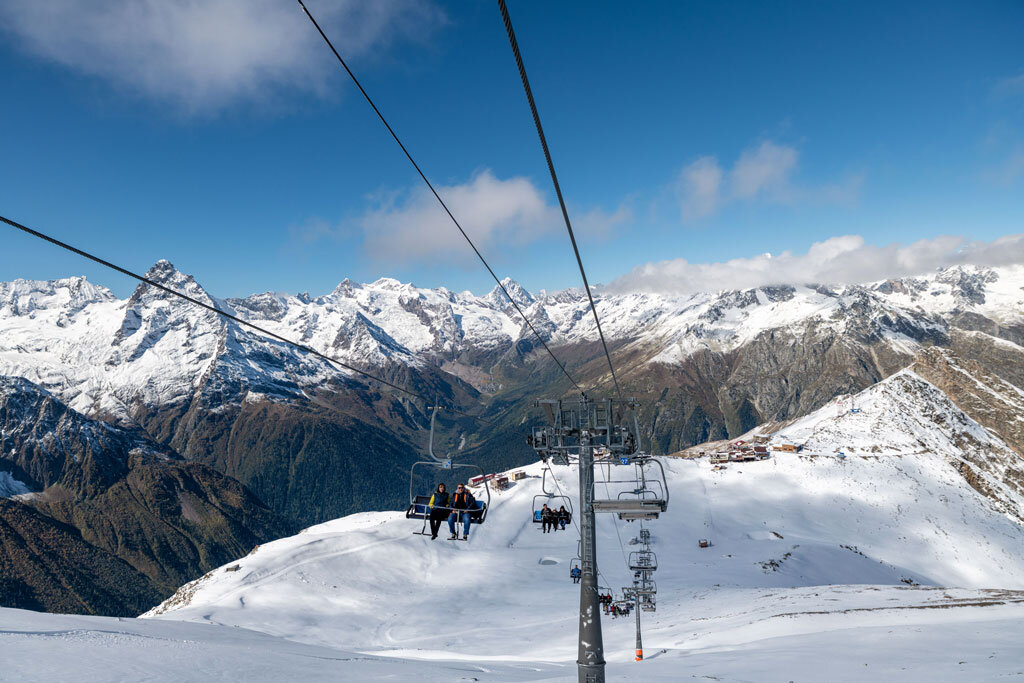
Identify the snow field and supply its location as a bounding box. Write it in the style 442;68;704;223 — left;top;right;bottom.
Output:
4;448;1024;680
132;450;1024;679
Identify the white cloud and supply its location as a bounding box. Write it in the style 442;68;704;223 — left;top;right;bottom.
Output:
730;141;798;200
675;157;722;221
358;170;557;264
335;170;629;265
574;204;634;240
993;72;1024;99
0;0;444;113
609;233;1024;295
674;140;860;222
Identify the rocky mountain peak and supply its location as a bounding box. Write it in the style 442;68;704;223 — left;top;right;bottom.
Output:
486;277;534;309
129;260;215;308
934;266;999;306
368;277;407;292
0;276;114;318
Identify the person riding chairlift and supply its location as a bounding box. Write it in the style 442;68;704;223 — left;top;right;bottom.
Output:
540;504;555;533
427;483;449;540
448;483;476;541
570;565;581;584
557;505;570;531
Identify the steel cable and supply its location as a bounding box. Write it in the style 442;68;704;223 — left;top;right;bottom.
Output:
1;213;492;424
496;0;623;404
296;0;585;398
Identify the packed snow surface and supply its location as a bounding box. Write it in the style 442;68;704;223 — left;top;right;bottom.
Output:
4;449;1024;680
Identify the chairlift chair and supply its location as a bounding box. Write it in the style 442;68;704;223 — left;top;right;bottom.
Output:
406;406;490;534
629;579;657;596
592;455;669;520
628;551;658;572
532;494;573;525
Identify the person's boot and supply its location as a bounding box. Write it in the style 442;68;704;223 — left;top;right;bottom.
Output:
449;533;458;540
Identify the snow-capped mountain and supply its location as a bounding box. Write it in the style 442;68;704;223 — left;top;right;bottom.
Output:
2;260;1023;528
5;333;1024;676
4;261;1022;418
0;262;344;423
763;364;1024;524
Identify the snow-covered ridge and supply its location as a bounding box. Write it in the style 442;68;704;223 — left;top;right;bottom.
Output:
2;261;1023;420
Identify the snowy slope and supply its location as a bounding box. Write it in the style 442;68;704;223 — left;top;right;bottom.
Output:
4;591;1024;681
768;368;1024;526
127;442;1024;679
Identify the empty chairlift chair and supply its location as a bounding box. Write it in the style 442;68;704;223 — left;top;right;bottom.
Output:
628;551;658;573
591;455;669;521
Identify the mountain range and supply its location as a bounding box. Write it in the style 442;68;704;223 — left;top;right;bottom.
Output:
2;260;1023;614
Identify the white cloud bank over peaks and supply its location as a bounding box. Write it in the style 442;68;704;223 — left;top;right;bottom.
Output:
0;0;444;113
610;233;1024;295
354;169;630;265
675;141;862;221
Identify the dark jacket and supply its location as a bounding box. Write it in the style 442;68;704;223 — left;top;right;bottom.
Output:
450;490;476;511
558;508;570;521
428;490;450;510
541;507;555;520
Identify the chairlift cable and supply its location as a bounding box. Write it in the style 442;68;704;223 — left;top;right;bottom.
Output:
0;213;492;425
295;0;585;398
496;0;624;403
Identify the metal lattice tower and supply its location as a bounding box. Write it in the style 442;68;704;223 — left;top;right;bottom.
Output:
530;397;642;683
529;397;671;682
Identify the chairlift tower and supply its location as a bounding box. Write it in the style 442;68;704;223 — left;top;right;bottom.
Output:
529;396;642;683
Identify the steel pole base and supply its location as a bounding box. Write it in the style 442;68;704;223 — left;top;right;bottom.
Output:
578;662;605;683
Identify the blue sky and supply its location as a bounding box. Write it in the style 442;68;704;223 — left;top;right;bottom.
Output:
1;0;1022;298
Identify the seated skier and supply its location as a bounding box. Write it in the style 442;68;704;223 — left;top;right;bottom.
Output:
570;566;582;584
557;505;570;531
447;483;476;540
427;483;450;540
541;504;555;533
